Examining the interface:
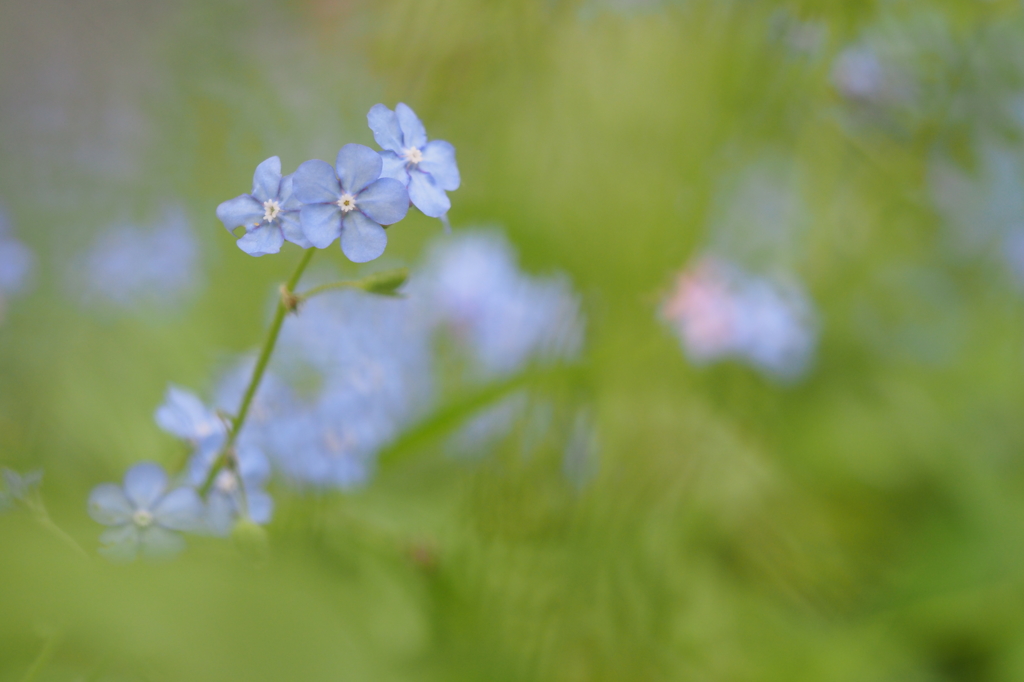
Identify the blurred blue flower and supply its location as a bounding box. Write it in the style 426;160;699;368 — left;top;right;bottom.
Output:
293;144;409;262
367;103;460;218
0;208;36;299
211;283;433;489
187;443;273;535
661;256;818;381
412;231;584;378
216;156;311;257
87;462;203;561
72;207;199;312
155;384;226;445
0;468;42;511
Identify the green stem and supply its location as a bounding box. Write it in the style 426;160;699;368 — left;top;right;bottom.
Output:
298;280;362;299
19;633;59;682
35;512;90;560
201;249;315;494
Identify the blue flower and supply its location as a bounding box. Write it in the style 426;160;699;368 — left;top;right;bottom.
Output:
216;156;312;257
0;468;42;511
187;443;274;535
0;208;35;298
293;144;409;263
154;384;226;445
87;462;203;561
413;231;584;377
72;207;200;312
367;103;460;218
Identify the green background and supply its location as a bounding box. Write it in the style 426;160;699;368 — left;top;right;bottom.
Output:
3;0;1024;679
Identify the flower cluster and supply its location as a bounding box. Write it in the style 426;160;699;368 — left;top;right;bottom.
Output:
217;103;459;262
660;256;818;380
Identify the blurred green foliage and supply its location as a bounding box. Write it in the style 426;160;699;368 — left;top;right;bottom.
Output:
3;0;1024;680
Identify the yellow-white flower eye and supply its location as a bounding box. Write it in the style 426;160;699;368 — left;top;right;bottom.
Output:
262;199;282;223
132;509;154;527
335;193;357;213
402;147;423;165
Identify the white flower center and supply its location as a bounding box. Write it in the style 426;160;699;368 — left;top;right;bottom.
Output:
336;193;357;213
215;470;238;493
402;147;424;165
262;199;281;223
132;509;154;528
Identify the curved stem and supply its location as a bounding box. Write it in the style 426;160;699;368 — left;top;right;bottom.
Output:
298;280;362;300
19;632;59;682
201;249;315;494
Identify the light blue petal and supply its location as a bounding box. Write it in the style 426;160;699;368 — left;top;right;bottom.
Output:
379;151;410;185
216;195;263;232
205;491;235;536
408;170;451;218
300;203;343;249
88;484;133;525
140;526;186;559
153;487;204;531
247;490;274;525
237;223;285;257
278;174;300;211
336;144;383;194
98;524;140;562
238;446;271;485
279;211;311;248
357;178;409;226
341;211;387;263
154;385;216;441
251;156;283;202
421;140;461;191
367;104;404;152
293;159;342;204
396;103;427;149
123;463;168;510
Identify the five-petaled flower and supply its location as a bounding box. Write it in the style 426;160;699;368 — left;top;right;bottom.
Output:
216;156;312;257
293;144;410;263
367;103;460;218
88;462;203;561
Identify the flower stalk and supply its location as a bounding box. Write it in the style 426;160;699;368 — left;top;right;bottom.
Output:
200;248;315;495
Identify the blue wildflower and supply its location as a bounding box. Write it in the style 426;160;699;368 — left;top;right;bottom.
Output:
217;156;311;257
367;103;460;218
0;468;42;510
413;231;584;377
187;442;273;535
293;144;409;263
0;208;35;298
87;462;203;561
154;384;226;445
73;207;199;311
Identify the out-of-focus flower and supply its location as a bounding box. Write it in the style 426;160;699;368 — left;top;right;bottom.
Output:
72;207;199;311
831;47;885;102
188;444;273;535
413;231;584;378
661;257;818;380
87;462;203;561
154;385;272;533
155;385;225;445
0;468;42;511
0;208;36;300
216;156;310;257
254;287;433;488
293;144;409;262
367;103;460;218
